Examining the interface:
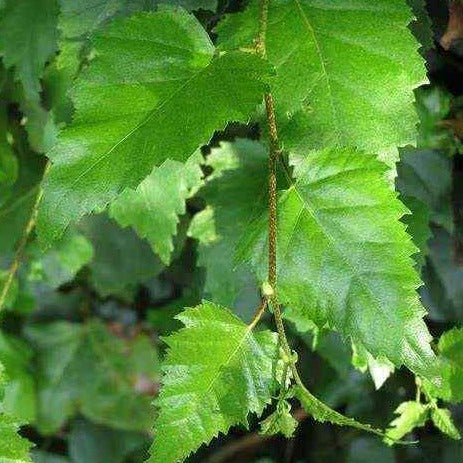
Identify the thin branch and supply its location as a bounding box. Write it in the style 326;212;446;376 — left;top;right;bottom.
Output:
0;161;50;311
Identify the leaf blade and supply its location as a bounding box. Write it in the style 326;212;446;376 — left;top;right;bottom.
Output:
149;301;279;463
38;9;269;246
238;147;438;382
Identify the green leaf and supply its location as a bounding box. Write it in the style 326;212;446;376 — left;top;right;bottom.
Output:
189;140;267;308
28;229;93;289
238;147;438;382
0;364;33;463
0;107;17;199
399;196;431;268
217;0;426;162
0;0;58;102
58;0;217;41
80;214;164;298
0;333;36;422
396;148;453;231
19;94;58;154
431;407;461;440
149;301;279;463
0;413;32;463
110;152;203;264
0;148;44;255
384;401;428;444
427;328;463;403
25;320;160;434
37;8;270;246
59;0;138;39
415;86;457;154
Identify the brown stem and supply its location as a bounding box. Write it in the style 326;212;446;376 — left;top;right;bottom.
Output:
256;0;290;361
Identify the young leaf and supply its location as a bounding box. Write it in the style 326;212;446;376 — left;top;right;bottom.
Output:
37;7;270;246
149;301;279;463
238;147;438;382
384;401;428;444
189;140;267;307
0;0;58;102
430;407;461;440
110;153;203;264
260;400;298;438
216;0;426;162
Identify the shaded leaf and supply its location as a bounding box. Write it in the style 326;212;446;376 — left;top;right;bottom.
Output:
396;148;453;231
189;140;267;309
422;227;463;322
28;229;93;289
0;333;36;422
25;320;160;434
0;0;58;101
80;214;164;299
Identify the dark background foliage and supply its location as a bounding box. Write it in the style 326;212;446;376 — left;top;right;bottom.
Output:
0;1;462;463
